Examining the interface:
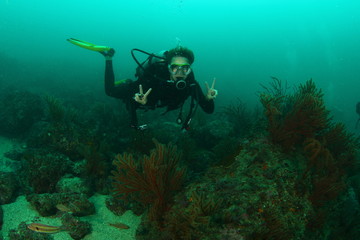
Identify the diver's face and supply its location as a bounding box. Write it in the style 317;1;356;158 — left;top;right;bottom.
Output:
169;56;191;81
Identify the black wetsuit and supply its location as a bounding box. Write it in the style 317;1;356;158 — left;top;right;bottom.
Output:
104;59;214;127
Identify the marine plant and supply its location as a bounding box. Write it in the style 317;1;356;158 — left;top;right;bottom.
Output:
260;77;360;237
221;97;254;137
260;78;331;151
161;190;221;239
111;139;185;226
0;90;44;136
44;95;65;123
77;140;111;194
21;149;71;194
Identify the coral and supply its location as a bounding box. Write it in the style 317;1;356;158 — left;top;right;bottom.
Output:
56;177;91;196
30;95;86;159
212;137;243;167
323;123;360;171
0;205;3;231
44;95;65;123
303;138;335;173
260;79;331;151
77;140;111;194
8;222;53;240
260;78;360;237
20;149;72;194
26;193;95;217
0;90;44;136
191;119;234;150
135;136;319;239
162;190;221;240
308;174;346;208
0;171;19;204
111;140;185;225
302;126;358;211
105;197;127;216
221;98;253;136
44;95;80;125
61;213;91;240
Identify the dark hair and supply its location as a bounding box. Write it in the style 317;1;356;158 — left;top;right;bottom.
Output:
166;46;195;64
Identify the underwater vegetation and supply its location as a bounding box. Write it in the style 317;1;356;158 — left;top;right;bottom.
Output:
0;77;359;240
0;91;44;136
257;78;359;238
133;78;359;239
111;139;185;226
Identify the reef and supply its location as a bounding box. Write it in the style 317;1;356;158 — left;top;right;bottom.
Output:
26;193;95;217
0;77;359;239
0;90;44;136
8;222;54;240
111;140;186;226
0;205;3;231
122;78;359;239
0;171;19;204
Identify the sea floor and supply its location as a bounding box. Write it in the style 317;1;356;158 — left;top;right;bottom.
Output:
0;136;141;240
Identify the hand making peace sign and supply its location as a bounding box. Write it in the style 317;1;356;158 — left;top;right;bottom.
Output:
205;78;218;101
134;84;152;105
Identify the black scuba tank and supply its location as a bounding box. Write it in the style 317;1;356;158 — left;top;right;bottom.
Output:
133;49;168;80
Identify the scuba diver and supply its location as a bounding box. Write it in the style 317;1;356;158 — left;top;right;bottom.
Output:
67;38;218;130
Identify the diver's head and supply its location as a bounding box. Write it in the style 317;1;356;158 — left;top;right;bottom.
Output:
166;46;194;65
166;47;194;89
167;46;194;79
168;56;191;79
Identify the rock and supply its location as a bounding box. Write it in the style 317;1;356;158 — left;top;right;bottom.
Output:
56;177;91;196
0;205;3;230
61;213;91;240
0;91;44;136
0;171;19;204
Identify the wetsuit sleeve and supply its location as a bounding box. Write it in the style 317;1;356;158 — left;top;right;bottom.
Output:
104;59;139;126
193;81;215;113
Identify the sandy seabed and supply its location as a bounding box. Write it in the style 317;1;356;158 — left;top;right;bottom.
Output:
0;136;141;240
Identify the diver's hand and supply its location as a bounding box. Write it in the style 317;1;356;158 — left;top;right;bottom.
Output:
100;48;115;60
205;78;218;100
134;84;152;105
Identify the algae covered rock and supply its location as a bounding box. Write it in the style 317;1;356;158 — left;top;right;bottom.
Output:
0;205;3;231
20;149;72;194
0;171;19;204
56;176;91;196
8;222;53;240
26;193;95;217
0;90;44;136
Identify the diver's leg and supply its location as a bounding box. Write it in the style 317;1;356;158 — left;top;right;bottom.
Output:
104;60;117;97
104;60;135;100
125;100;138;128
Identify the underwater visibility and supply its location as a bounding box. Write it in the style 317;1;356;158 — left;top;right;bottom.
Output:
1;1;360;240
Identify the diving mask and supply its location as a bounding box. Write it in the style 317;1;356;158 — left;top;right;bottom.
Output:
168;63;192;75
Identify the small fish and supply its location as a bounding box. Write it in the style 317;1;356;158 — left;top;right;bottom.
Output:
55;204;73;213
27;223;65;234
109;222;130;230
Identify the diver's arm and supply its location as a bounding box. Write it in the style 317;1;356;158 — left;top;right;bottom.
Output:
193;81;215;113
